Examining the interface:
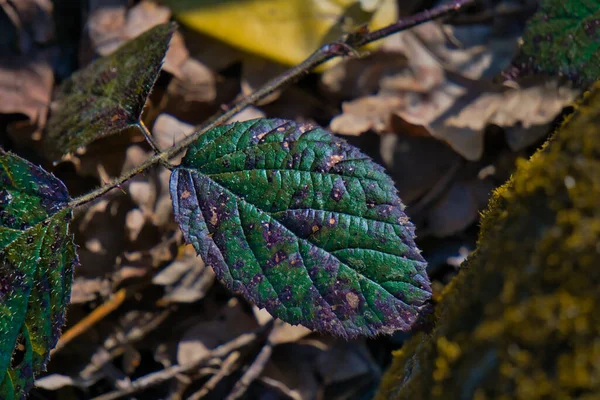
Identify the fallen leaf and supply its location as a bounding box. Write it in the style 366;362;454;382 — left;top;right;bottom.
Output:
0;53;53;127
0;0;54;52
328;21;577;160
153;244;216;304
165;0;398;66
34;374;74;391
177;298;257;365
152;113;194;153
421;179;495;237
329;95;404;135
87;0;189;76
70;277;111;304
125;208;146;242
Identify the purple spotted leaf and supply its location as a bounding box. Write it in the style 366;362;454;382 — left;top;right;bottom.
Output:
46;23;175;159
506;0;600;86
170;119;431;338
0;150;76;398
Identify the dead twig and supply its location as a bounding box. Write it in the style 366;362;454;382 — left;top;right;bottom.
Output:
90;322;273;400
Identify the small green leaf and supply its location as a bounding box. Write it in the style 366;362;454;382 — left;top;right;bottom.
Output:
0;151;76;398
508;0;600;86
46;23;175;159
170;119;431;338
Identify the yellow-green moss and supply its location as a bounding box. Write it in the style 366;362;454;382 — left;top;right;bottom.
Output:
376;82;600;400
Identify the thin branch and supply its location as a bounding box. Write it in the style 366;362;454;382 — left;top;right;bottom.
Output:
51;288;127;355
90;326;270;400
226;342;273;400
68;0;476;210
188;351;241;400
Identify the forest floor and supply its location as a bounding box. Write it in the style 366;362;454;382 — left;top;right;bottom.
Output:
0;0;577;399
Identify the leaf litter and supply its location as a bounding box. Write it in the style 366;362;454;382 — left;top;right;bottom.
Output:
0;0;584;398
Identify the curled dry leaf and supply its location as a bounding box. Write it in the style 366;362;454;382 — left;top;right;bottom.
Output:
328;21;577;160
330;95;405;136
445;80;579;151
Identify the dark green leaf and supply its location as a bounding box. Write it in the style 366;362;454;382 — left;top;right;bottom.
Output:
0;151;76;398
46;23;175;159
170;119;431;338
507;0;600;86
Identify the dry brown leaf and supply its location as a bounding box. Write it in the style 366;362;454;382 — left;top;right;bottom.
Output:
321;52;409;99
153;244;216;304
315;342;379;386
226;106;266;124
152;113;194;152
34;374;74;391
445;80;579;150
87;0;188;76
1;0;54;51
252;307;312;345
177;298;258;365
166;57;218;106
329;95;404;136
421;178;495;237
70;277;112;304
125;208;146;242
328;21;577;160
0;53;53;127
379;133;462;204
241;56;289;105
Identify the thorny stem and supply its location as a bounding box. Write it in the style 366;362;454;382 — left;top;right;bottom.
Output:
68;0;476;210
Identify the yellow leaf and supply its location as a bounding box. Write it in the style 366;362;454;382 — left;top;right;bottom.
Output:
165;0;398;66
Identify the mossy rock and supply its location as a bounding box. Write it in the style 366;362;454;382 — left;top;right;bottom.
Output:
376;83;600;400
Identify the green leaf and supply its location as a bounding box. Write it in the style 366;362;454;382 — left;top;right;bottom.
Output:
170;119;431;338
0;151;76;398
508;0;600;86
46;23;175;159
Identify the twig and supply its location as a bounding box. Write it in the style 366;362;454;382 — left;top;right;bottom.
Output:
79;309;172;381
67;0;476;210
188;351;241;400
90;324;272;400
226;342;273;400
51;288;127;355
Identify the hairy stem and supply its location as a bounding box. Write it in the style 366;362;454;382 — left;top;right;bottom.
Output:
68;0;476;210
137;120;162;154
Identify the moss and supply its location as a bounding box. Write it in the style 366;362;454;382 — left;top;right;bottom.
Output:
376;81;600;400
